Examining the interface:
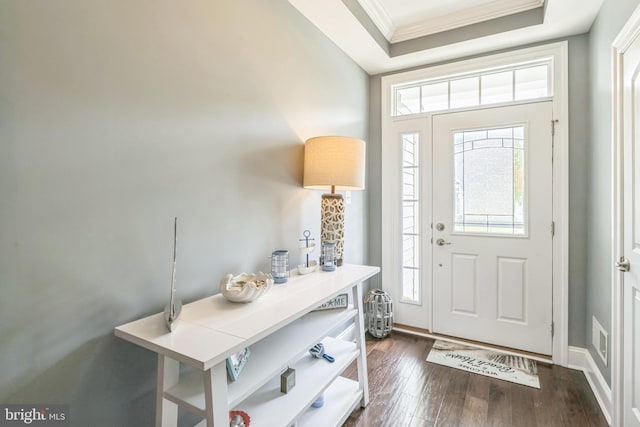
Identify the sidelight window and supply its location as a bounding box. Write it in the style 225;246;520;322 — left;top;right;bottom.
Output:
401;132;420;303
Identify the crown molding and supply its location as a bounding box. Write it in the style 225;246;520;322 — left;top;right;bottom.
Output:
357;0;395;41
391;0;545;43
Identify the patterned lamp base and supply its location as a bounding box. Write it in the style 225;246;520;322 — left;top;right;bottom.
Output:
321;193;345;266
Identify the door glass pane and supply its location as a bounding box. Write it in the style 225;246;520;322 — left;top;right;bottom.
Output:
450;77;479;108
481;71;514;104
515;65;549;100
453;126;526;235
422;81;449;112
396;86;420;115
401;132;420;303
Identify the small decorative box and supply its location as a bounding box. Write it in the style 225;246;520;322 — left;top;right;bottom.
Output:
280;367;296;393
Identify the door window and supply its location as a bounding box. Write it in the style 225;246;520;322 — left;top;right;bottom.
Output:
453;126;527;236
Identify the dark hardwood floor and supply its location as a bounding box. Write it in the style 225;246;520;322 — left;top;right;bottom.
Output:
342;332;608;427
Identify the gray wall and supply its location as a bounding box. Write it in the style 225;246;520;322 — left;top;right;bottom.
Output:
367;35;591;348
367;76;383;290
0;1;368;425
568;35;590;349
586;0;640;386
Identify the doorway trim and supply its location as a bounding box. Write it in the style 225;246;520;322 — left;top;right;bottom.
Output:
611;5;640;426
380;41;569;365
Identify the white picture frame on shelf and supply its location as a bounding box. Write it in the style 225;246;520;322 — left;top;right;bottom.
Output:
226;347;251;382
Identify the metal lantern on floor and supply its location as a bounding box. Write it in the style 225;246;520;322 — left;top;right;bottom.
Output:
365;289;393;339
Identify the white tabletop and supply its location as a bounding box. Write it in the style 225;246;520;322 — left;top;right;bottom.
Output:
114;264;379;370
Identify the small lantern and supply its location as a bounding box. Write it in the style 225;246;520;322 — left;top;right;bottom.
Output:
320;242;336;271
271;250;289;284
365;289;393;338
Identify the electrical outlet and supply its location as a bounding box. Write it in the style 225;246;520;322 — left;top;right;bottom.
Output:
592;316;608;366
599;331;607;361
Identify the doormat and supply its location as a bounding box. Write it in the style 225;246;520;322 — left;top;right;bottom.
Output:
426;340;540;388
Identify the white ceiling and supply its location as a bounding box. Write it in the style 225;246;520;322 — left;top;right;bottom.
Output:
288;0;603;74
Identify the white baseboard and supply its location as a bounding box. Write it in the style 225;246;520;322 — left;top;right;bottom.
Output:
567;346;612;425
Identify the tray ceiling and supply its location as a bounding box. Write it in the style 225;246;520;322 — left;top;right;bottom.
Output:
288;0;602;74
361;0;545;42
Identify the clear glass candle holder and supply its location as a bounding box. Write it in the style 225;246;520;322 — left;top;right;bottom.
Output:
320;242;336;271
271;250;289;283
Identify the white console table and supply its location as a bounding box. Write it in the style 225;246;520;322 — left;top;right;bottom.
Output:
115;264;379;427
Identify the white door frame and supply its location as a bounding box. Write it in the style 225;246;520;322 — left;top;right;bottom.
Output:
611;6;640;426
381;41;569;365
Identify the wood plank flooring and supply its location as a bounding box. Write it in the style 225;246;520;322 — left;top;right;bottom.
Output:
341;332;608;427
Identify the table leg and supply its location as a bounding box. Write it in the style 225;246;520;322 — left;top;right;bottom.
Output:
352;282;370;407
155;355;179;427
203;363;229;427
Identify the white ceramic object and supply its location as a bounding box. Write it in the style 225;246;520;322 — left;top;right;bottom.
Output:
220;272;273;303
298;242;316;256
297;260;318;275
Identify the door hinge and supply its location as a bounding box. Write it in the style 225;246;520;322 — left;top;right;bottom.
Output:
551;221;555;237
616;256;631;272
551;119;559;136
551;321;555;337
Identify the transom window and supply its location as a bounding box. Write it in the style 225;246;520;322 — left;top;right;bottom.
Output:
393;62;550;116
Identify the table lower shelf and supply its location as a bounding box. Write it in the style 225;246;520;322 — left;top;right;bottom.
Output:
193;376;361;427
296;376;362;427
231;336;359;427
192;336;361;427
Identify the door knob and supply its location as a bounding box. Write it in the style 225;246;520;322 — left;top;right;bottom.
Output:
436;238;452;246
616;256;631;272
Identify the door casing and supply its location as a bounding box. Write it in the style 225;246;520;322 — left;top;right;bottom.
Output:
381;41;569;364
612;5;640;426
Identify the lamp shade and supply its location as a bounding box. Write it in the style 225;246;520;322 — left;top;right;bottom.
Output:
303;136;366;191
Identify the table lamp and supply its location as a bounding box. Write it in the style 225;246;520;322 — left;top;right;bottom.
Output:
303;136;366;266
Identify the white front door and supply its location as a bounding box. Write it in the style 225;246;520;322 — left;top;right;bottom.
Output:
431;102;554;355
621;23;640;427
